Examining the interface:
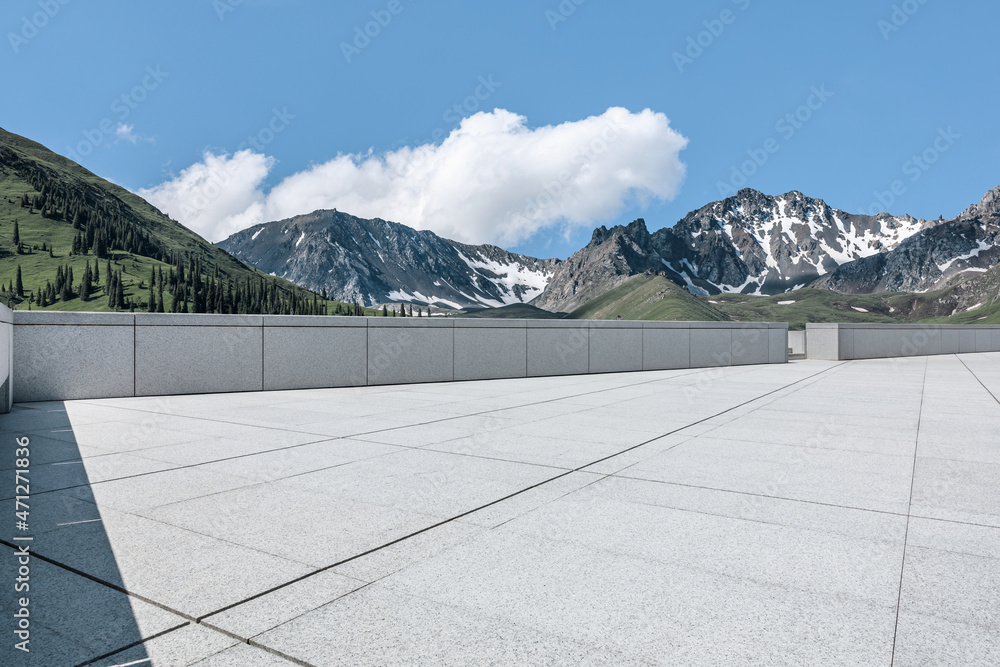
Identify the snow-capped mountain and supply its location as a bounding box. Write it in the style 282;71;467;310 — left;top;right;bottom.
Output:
657;189;936;296
532;189;941;312
217;210;558;309
218;187;1000;313
814;185;1000;294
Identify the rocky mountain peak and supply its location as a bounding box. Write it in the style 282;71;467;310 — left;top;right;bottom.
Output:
961;185;1000;221
218;210;559;309
590;218;650;245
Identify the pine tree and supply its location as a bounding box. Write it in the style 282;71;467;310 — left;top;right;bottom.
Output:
12;220;20;248
115;274;125;310
15;265;23;298
105;259;112;293
382;304;388;317
81;261;92;301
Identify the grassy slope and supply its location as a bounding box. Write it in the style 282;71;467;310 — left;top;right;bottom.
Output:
454;303;567;319
555;269;1000;327
0;127;376;314
567;274;729;321
710;289;902;330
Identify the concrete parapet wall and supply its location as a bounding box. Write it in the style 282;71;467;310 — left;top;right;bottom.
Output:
806;323;1000;361
0;304;11;413
10;313;788;403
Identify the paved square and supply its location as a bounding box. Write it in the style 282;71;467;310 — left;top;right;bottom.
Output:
2;354;999;665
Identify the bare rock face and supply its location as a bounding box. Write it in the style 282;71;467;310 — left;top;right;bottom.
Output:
533;189;938;312
816;186;1000;294
219;186;1000;313
218;210;559;309
530;219;659;313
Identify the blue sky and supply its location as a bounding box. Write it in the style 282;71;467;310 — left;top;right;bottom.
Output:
4;0;998;259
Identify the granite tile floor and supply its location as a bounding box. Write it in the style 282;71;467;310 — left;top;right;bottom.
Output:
2;353;999;665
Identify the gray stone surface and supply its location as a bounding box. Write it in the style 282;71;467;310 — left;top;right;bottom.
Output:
136;324;263;395
589;327;643;374
806;324;841;361
13;322;134;402
11;316;788;403
3;352;996;664
942;328;962;354
642;328;690;370
368;325;454;385
454;326;527;381
690;328;732;367
732;327;770;366
807;324;1000;360
526;325;590;376
263;325;368;390
0;303;11;413
787;330;805;356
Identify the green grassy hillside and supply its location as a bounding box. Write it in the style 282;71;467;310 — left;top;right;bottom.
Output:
567;274;729;321
454;303;567;319
0;127;374;315
550;268;1000;327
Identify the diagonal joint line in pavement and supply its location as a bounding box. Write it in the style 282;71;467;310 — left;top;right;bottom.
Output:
890;356;929;667
195;361;846;626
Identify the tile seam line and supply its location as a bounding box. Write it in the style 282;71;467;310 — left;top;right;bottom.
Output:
194;361;844;625
607;472;910;519
956;356;1000;406
5;432;350;501
3;367;832;631
889;355;929;667
74;621;192;667
600;360;856;477
54;365;758;444
0;534;196;622
11;366;760;500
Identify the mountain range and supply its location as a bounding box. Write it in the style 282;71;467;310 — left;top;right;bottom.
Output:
218;186;1000;313
217;211;556;310
3;125;998;324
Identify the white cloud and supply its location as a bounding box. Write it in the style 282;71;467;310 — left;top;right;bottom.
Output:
139;107;688;244
139;150;274;242
115;123;138;143
113;122;155;145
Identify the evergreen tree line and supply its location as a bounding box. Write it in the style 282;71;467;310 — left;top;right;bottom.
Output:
2;148;350;313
